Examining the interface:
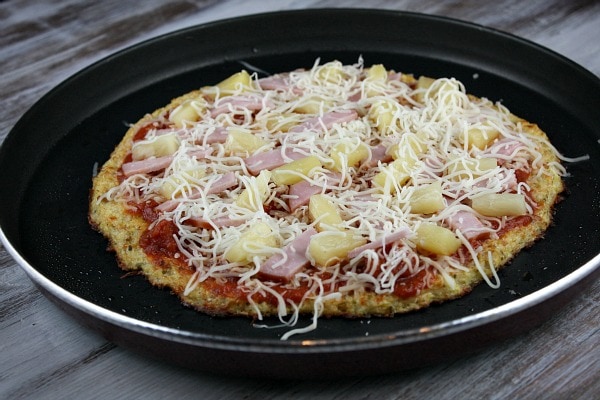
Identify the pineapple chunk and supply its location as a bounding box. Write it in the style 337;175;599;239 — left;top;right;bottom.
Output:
308;230;367;268
367;64;388;81
410;181;445;214
204;70;252;99
131;133;180;160
386;132;427;160
373;155;418;191
413;76;435;103
235;170;271;211
169;99;206;128
308;194;344;231
159;168;206;199
225;222;278;264
271;156;321;186
446;157;497;180
414;76;459;103
471;193;527;217
464;125;501;149
368;99;400;135
330;140;369;172
293;97;332;114
225;128;269;156
415;223;462;256
316;63;348;83
365;64;388;97
265;113;302;133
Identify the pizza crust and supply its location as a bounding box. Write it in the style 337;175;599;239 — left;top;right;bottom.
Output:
89;62;564;323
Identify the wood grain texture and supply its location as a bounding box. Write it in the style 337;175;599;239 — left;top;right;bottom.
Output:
1;0;598;398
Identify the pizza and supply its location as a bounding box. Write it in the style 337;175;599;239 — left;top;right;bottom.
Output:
89;59;565;339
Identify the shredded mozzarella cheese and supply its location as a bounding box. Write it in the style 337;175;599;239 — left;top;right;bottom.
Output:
102;58;571;339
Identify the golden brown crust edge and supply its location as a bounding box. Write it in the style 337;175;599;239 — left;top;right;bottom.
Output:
89;92;564;319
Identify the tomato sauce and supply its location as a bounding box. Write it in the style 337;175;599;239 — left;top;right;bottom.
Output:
139;219;180;260
125;195;450;303
515;168;530;183
201;276;312;306
133;121;171;141
393;269;428;298
497;215;533;236
127;200;160;223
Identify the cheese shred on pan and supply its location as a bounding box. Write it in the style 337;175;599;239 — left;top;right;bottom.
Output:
90;58;572;339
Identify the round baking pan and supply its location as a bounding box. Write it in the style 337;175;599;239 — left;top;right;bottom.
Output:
1;9;599;379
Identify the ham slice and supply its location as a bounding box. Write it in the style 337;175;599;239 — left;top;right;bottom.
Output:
259;227;318;282
258;76;289;91
210;95;268;117
121;148;212;177
258;74;303;94
155;172;237;212
204;171;237;194
447;210;490;240
186;216;245;229
202;127;229;144
348;228;412;258
485;138;525;164
187;148;213;160
121;156;173;177
364;144;392;168
288;173;342;211
244;147;306;175
289;110;358;133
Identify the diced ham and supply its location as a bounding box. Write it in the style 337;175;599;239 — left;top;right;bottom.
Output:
185;216;245;229
121;156;173;177
446;210;490;240
204;171;237;194
258;76;289;91
422;156;445;177
202;127;229;144
258;74;303;94
347;228;412;258
348;92;362;102
259;227;318;282
289;110;358;133
244;147;306;175
288;173;342;211
154;199;182;213
485;139;525;164
121;147;212;177
187;147;213;160
155;172;238;212
364;144;392;167
472;170;518;192
210;95;269;117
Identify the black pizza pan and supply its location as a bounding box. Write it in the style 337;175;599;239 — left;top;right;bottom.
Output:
1;9;599;379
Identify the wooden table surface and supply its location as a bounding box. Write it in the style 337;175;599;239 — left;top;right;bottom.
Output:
1;0;599;398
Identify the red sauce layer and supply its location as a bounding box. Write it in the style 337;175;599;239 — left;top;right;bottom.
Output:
393;269;428;298
139;219;180;260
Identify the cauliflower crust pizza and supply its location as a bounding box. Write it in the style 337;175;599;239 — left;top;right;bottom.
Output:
89;59;565;339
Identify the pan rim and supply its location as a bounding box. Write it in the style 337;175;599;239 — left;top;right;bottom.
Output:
1;9;599;358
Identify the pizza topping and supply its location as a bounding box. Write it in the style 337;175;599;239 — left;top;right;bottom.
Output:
155;171;237;212
446;209;491;240
287;172;342;211
186;215;246;229
244;147;307;175
288;110;359;133
210;94;270;118
97;58;568;338
259;227;318;282
347;228;412;259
